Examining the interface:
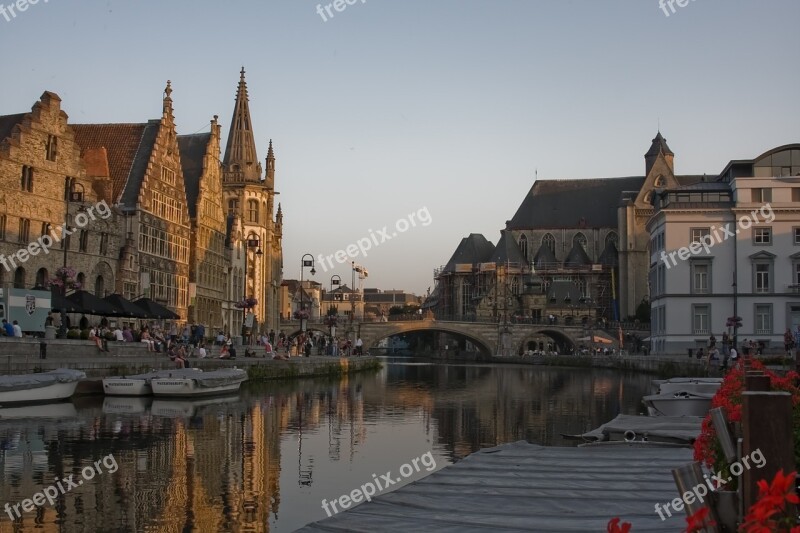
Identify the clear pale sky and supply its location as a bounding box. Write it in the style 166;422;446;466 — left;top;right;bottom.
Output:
2;0;798;295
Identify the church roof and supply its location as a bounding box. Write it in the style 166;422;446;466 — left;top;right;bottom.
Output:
178;132;212;219
546;280;584;304
72;122;159;205
598;240;618;267
0;113;26;146
508;177;646;229
223;68;262;182
489;231;526;264
645;132;674;157
442;233;495;273
564;242;592;267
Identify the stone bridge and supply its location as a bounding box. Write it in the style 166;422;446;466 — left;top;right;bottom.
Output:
279;318;631;356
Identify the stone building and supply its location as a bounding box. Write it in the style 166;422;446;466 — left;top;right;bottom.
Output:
648;143;800;354
0;91;122;294
222;69;283;334
179;116;229;331
222;213;246;338
72;82;192;319
429;133;705;323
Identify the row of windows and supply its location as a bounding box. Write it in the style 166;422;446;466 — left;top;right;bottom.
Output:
692;304;774;335
227;198;271;225
687;260;800;294
151;191;184;224
198;227;226;256
161;167;176;186
655;227;800;257
201;198;224;225
138;224;189;263
198;260;226;292
518;232;618;262
141;267;188;309
0;215;108;254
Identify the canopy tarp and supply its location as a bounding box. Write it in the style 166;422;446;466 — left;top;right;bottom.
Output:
49;289;85;313
132;298;180;320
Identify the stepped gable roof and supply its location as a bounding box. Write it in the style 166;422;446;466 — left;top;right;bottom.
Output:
72;122;159;205
178;133;212;219
442;233;495;273
508;177;646;229
564;242;592;267
598;239;618;267
533;241;558;268
489;231;526;264
0;113;26;145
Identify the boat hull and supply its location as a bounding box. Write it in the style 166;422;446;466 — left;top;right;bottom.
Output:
102;379;152;396
0;381;80;405
644;396;711;417
150;379;243;397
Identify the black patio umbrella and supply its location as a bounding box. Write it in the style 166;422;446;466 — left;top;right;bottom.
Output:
49;289;86;313
103;294;149;318
66;290;121;316
132;297;180;320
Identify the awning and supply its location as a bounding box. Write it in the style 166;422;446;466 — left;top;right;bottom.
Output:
132;298;180;320
50;289;86;314
103;294;149;318
66;290;120;316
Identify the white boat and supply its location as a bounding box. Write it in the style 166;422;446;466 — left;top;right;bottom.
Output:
103;368;203;396
0;369;85;405
651;377;722;396
150;368;247;397
643;390;715;417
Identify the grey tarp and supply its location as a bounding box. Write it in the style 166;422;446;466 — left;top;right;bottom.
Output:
298;440;694;532
567;414;703;444
192;369;247;389
116;368;204;382
0;369;85;393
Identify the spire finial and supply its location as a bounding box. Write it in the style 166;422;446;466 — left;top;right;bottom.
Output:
164;80;172;99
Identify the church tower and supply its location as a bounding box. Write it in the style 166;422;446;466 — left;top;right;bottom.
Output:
222;68;283;333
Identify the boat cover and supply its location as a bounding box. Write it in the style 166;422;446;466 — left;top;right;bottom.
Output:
643;391;716;401
0;369;86;393
192;369;247;388
568;414;703;444
297;440;694;532
115;368;203;382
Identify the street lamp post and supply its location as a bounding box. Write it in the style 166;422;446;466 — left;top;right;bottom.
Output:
300;254;316;332
329;275;340;339
59;177;84;338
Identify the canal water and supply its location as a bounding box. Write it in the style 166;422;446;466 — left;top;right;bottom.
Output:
0;359;655;532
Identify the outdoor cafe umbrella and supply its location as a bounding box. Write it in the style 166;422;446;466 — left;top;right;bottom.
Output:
49;289;85;314
103;294;148;318
66;290;121;316
132;297;180;320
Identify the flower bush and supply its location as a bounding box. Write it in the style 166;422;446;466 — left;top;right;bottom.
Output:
693;359;800;488
293;309;310;320
740;470;800;533
607;508;712;532
48;266;81;290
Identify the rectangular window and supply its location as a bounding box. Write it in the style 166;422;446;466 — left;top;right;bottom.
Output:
46;135;57;161
794;227;800;245
18;218;30;243
99;232;108;255
20;166;33;192
752;188;772;203
793;188;800;202
691;263;710;294
753;227;772;245
690;228;710;244
692;305;710;335
79;230;88;252
755;263;771;293
161;167;176;186
755;304;772;335
0;214;6;240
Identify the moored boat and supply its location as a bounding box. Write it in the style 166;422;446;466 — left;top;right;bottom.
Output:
643;390;715;417
103;368;203;396
150;368;247;397
651;377;722;396
0;369;85;405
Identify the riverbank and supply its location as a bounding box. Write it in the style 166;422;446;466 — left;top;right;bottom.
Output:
487;353;710;377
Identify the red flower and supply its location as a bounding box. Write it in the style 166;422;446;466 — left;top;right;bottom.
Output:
607;517;632;533
741;470;799;532
684;507;714;533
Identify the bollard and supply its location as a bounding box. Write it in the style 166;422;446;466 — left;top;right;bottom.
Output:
742;391;795;520
39;341;47;359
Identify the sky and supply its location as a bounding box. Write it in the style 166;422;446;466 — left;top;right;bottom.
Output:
2;0;798;295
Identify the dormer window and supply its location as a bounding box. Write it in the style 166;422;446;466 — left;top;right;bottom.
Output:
654;176;665;187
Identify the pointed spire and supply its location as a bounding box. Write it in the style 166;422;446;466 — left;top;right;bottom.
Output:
645;131;674;175
162;80;173;117
267;139;274;159
223;68;262;182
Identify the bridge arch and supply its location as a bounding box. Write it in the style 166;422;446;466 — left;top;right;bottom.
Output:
516;329;576;354
360;322;494;355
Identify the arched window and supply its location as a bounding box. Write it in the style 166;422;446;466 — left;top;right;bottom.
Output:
21;166;33;192
518;235;528;261
14;267;25;288
79;230;89;252
77;272;85;290
35;268;48;288
95;276;105;297
542;233;555;254
228;199;239;215
605;231;619;248
573;232;587;250
248;200;259;224
511;277;519;296
654;175;665;187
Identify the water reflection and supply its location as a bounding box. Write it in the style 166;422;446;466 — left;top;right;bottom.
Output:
0;360;654;532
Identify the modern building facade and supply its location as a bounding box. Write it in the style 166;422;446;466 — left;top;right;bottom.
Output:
648;144;800;354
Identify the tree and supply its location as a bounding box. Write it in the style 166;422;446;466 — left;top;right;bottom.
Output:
635;298;650;323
